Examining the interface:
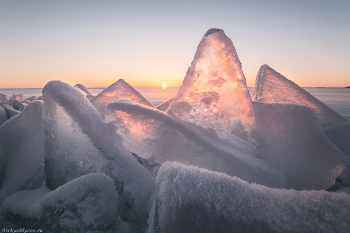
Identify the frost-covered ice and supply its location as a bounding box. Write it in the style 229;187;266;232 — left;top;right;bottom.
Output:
42;81;155;231
74;83;92;95
253;102;345;190
0;101;44;203
0;173;119;232
156;97;174;112
252;64;348;125
167;29;258;147
106;100;286;188
90;79;154;119
150;162;350;233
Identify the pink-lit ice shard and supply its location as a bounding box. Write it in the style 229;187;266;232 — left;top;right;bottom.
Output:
156;97;174;112
167;29;257;146
90;79;154;119
106;100;285;188
252;64;348;125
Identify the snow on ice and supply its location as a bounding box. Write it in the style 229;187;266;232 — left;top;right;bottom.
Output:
0;28;349;232
150;162;350;233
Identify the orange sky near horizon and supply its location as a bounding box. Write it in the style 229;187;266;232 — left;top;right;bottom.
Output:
1;1;349;89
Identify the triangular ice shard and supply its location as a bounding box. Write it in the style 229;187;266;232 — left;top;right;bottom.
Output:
253;102;345;190
0;101;44;203
151;162;350;233
42;81;155;229
252;64;348;125
90;79;154;120
167;29;257;146
106;100;286;188
156;97;174;112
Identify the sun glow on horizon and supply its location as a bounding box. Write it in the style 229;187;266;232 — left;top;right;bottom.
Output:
161;83;168;90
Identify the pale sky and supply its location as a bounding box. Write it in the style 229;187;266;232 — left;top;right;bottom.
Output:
1;0;349;88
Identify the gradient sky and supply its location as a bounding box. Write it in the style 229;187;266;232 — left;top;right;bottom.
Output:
1;0;349;88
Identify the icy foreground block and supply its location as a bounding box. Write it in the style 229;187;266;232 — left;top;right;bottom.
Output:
0;101;44;203
42;80;155;230
90;79;154;119
74;83;92;95
150;162;350;233
253;102;345;190
167;29;257;146
252;64;348;125
0;174;118;232
106;100;286;188
156;97;174;112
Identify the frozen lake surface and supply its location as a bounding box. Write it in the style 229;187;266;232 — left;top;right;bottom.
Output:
0;86;349;115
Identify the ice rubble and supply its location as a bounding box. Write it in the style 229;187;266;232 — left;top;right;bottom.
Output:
0;28;349;231
0;173;119;232
9;94;23;101
150;162;350;233
253;102;345;190
90;79;154;119
42;80;155;231
106;99;286;188
252;64;348;125
167;29;258;147
0;101;44;203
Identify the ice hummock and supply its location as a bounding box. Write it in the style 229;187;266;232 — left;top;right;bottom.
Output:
42;81;155;230
167;29;258;147
0;101;44;203
252;64;348;125
106;99;287;188
90;79;154;119
0;173;119;232
150;162;350;233
253;102;345;190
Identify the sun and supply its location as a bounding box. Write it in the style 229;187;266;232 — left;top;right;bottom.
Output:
161;83;167;90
